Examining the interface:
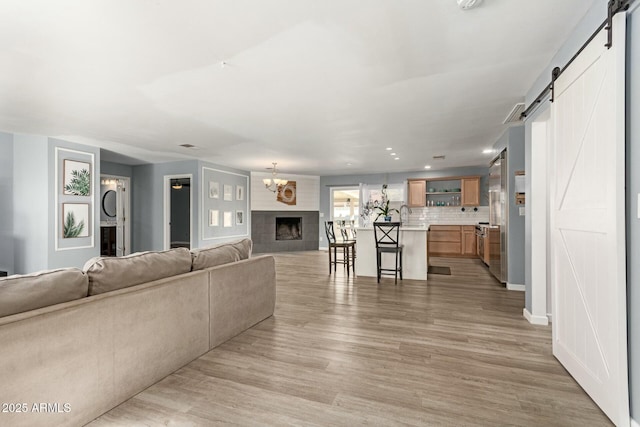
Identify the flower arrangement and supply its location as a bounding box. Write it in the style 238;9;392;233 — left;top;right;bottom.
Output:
374;198;399;221
376;184;399;221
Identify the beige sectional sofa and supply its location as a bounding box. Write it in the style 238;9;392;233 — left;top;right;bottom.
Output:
0;239;276;427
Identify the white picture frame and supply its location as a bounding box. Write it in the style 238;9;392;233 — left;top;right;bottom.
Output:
236;210;244;225
209;209;219;227
209;181;219;199
223;185;233;201
223;211;233;227
236;185;244;201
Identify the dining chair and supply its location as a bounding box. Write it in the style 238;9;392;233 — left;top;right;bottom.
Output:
373;221;403;284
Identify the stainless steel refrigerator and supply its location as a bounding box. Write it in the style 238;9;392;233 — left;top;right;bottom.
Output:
488;150;507;283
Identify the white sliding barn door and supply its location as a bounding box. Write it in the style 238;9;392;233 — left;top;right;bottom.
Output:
550;13;628;426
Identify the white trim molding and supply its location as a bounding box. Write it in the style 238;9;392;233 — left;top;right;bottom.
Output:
523;308;549;326
507;282;525;291
631;418;639;427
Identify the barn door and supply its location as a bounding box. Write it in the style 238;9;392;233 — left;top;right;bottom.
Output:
550;13;628;426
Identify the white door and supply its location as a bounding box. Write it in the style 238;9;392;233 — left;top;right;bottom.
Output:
115;178;130;256
550;13;628;426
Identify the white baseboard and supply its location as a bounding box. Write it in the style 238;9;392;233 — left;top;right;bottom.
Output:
547;313;552;323
523;308;549;325
319;246;329;251
507;282;525;291
631;418;639;427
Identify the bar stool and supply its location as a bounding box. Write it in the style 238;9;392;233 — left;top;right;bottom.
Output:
324;221;356;276
373;222;403;284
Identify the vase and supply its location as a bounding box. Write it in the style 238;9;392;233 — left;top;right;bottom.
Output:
384;216;392;222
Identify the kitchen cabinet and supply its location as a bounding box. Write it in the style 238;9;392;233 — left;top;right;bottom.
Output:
407;176;481;207
428;225;476;258
407;180;426;207
483;229;490;265
462;225;476;256
461;177;480;206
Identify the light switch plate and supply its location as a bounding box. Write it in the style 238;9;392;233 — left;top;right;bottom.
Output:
519;206;526;216
320;212;324;218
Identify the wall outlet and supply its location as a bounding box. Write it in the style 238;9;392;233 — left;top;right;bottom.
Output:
519;206;525;216
320;212;324;218
320;236;323;241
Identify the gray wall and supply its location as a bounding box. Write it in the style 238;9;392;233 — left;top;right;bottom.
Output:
0;132;14;275
10;135;100;272
47;138;101;269
131;159;250;252
492;126;526;285
524;0;638;420
627;1;640;420
13;134;50;273
131;160;199;252
101;160;133;178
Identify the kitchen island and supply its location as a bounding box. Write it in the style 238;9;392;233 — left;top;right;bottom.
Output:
355;225;428;281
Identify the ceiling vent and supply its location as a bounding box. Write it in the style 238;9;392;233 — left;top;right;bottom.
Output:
503;103;525;124
433;155;446;160
457;0;482;10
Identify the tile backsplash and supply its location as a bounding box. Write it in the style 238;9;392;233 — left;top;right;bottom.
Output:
406;206;490;225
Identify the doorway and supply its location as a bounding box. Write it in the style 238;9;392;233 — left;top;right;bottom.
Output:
164;174;192;250
99;175;131;257
330;187;360;225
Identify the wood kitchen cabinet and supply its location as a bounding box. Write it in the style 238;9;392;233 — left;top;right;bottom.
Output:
407;179;426;207
407;175;481;207
461;177;480;206
428;225;476;258
462;225;477;256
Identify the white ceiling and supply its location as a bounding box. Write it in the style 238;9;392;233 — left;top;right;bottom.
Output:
0;0;596;175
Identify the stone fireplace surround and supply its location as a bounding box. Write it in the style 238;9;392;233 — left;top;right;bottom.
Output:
251;211;319;253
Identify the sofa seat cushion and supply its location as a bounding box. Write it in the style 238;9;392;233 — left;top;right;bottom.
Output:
0;268;89;317
84;248;192;295
191;238;253;271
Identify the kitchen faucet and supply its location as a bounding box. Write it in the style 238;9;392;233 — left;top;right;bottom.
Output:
399;204;412;224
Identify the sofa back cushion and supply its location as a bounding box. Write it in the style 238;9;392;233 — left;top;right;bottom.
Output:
84;248;192;295
190;238;252;271
0;268;89;317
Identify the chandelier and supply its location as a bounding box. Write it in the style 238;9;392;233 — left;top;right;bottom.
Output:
263;162;288;193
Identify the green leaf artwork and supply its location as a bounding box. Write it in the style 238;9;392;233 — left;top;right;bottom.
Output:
64;169;91;196
63;211;85;238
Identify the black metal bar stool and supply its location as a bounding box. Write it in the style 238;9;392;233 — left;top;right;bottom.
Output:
373;221;403;284
324;221;356;276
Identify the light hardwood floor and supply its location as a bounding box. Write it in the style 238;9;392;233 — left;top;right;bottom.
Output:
90;251;611;426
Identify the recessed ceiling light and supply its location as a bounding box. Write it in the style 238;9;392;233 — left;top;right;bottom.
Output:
424;165;432;169
390;152;396;156
386;147;392;151
482;148;494;154
347;163;352;166
394;157;400;160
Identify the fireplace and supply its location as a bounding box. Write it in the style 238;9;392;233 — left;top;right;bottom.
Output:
251;211;319;253
276;217;302;240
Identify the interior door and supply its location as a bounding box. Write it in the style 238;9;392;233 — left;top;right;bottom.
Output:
115;179;128;256
550;13;628;425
